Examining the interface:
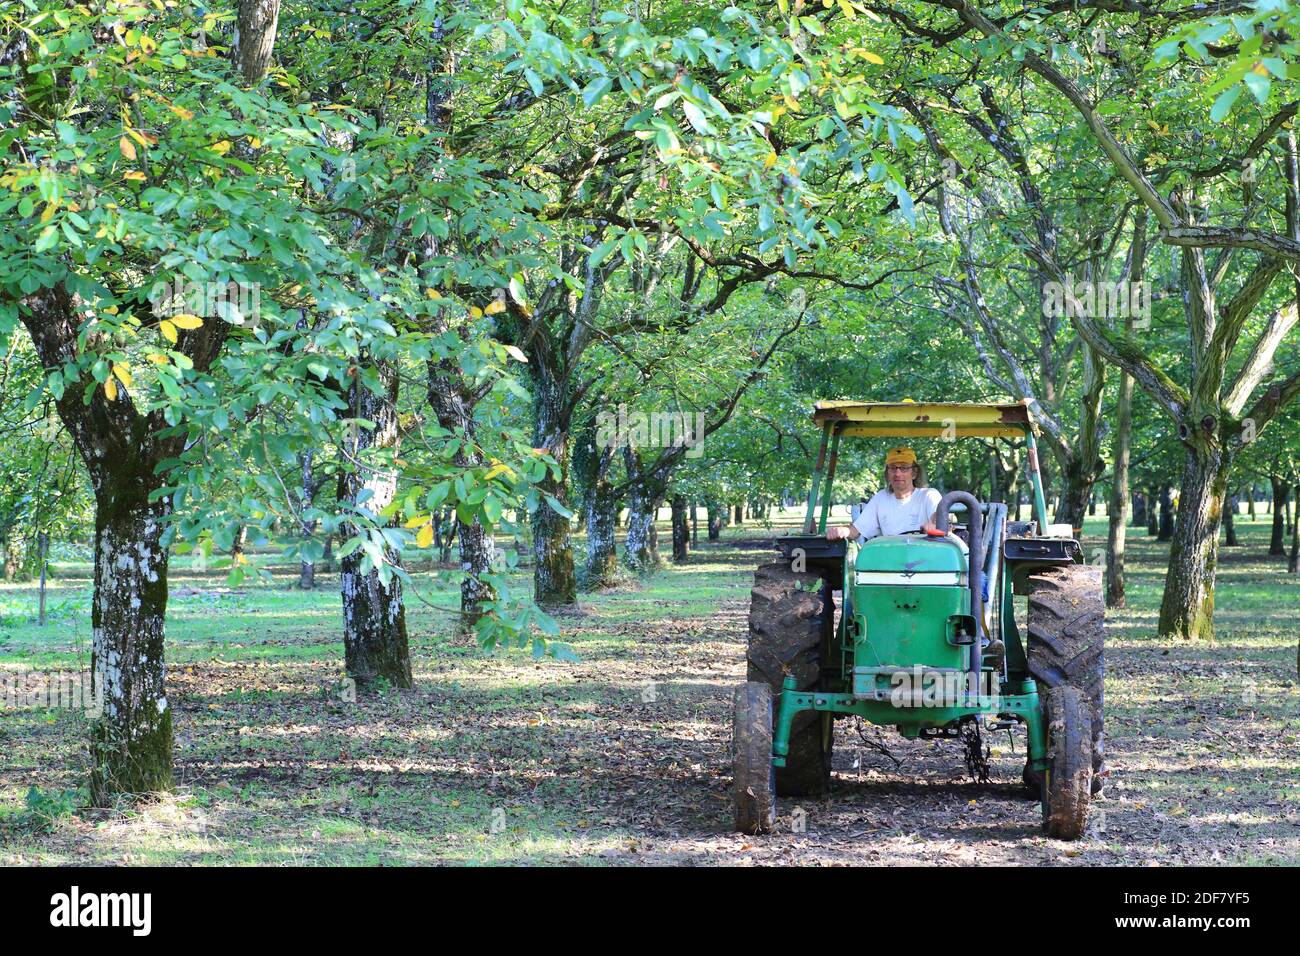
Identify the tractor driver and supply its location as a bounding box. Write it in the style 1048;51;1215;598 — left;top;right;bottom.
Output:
825;446;942;542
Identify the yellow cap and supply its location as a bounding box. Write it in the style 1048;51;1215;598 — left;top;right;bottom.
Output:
885;446;917;467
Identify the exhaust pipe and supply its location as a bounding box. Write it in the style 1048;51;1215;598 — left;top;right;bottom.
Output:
934;491;983;687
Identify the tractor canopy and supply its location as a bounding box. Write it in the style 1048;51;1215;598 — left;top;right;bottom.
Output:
811;400;1038;440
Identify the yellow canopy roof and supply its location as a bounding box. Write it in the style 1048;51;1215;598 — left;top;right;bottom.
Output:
811;400;1036;439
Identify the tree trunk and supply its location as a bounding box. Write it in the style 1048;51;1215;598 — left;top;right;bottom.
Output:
1131;490;1146;527
298;450;317;589
230;524;248;561
1247;486;1257;522
671;494;689;563
1147;487;1160;536
1270;476;1289;555
690;499;699;544
530;374;577;607
232;0;282;85
706;500;722;540
426;360;496;628
1157;485;1174;541
1224;491;1239;547
582;445;619;589
1289;482;1300;573
1106;362;1134;608
621;448;662;574
732;503;743;527
340;361;412;689
1157;447;1231;641
89;486;173;804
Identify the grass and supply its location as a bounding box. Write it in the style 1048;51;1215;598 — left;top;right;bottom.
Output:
1;506;1297;865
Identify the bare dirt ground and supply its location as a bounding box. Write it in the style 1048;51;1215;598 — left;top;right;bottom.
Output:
3;523;1298;865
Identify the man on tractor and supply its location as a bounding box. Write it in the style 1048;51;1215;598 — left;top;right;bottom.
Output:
824;446;941;541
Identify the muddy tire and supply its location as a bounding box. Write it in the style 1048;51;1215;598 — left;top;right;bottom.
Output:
1041;685;1093;839
747;561;833;797
733;682;776;834
1025;563;1105;795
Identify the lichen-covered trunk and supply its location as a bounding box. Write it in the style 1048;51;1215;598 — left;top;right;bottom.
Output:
530;375;576;607
671;495;689;563
1157;446;1231;641
340;361;411;689
90;488;173;805
1053;463;1093;536
582;445;619;589
455;519;496;630
622;489;661;574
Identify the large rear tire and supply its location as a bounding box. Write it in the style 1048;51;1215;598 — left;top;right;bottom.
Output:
733;682;776;834
746;561;834;797
1041;685;1093;839
1025;563;1105;795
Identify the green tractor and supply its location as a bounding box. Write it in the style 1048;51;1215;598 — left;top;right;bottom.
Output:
733;401;1104;839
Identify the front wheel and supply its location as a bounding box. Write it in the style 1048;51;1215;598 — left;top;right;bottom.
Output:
1041;685;1093;840
733;682;776;834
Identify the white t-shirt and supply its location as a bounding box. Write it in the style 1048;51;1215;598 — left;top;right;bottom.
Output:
852;487;943;540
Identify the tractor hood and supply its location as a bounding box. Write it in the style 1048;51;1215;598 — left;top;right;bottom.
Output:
855;535;967;581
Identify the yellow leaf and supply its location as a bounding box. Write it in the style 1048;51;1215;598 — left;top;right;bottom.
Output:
210;140;232;155
119;136;137;160
112;362;133;387
416;523;434;548
127;127;152;148
403;514;430;529
783;94;801;113
503;344;528;363
170;313;204;330
764;151;777;169
484;463;515;481
425;288;442;299
146;353;169;365
104;376;118;401
837;0;857;18
168;103;195;121
40;203;57;223
123;170;146;181
861;50;885;65
469;306;484;319
160;320;178;343
484;299;506;315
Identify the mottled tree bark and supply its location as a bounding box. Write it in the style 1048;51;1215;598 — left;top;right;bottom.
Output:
671;494;689;563
621;447;662;574
340;362;411;689
1158;447;1232;641
580;442;619;589
232;0;281;85
530;371;577;607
